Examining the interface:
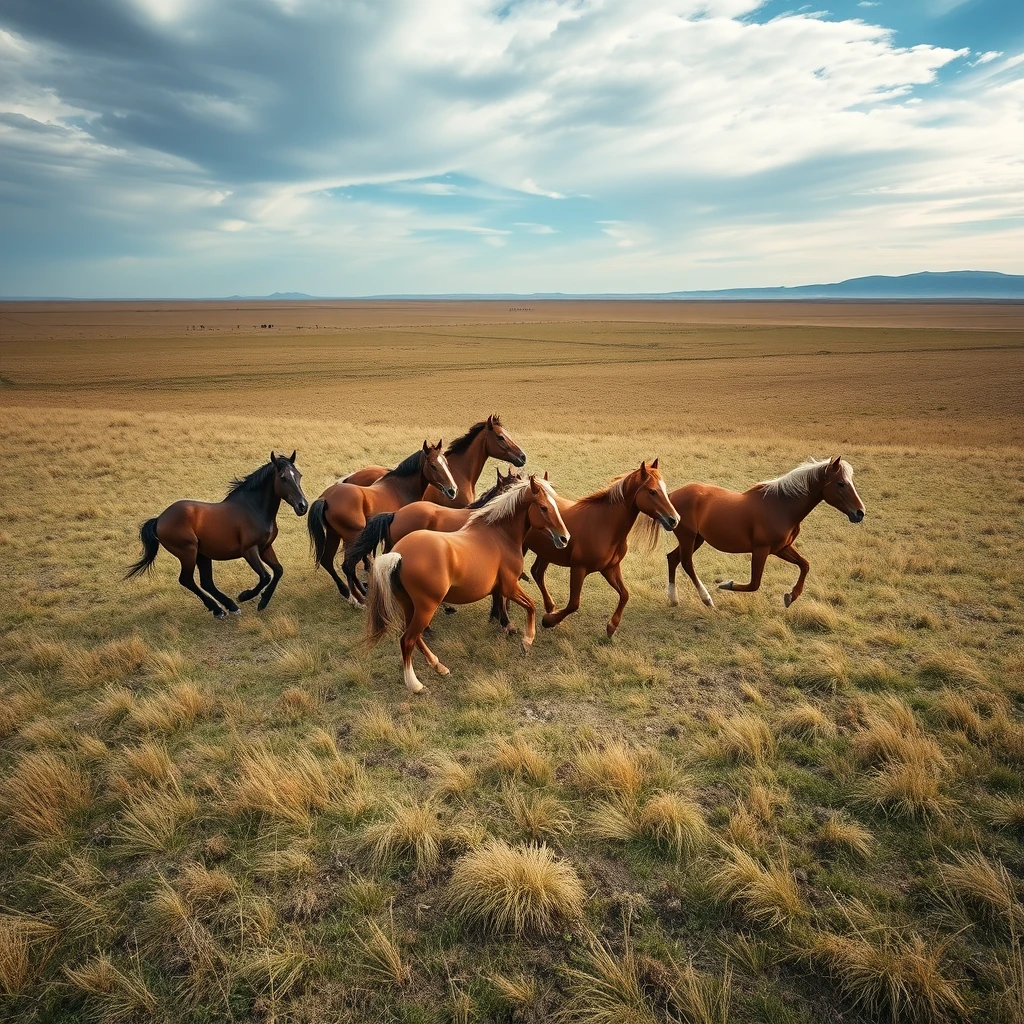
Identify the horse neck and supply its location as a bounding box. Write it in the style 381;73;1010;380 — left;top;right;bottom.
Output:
576;482;641;541
230;480;280;524
772;477;824;525
484;497;535;548
446;432;489;495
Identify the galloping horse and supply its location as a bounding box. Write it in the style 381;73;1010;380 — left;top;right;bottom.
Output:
343;466;523;570
365;476;569;693
336;415;526;506
527;460;680;636
308;442;457;603
666;456;865;609
126;452;308;616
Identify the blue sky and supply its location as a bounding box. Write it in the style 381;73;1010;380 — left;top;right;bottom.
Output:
1;0;1021;296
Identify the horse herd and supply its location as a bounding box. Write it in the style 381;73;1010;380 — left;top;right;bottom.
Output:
127;415;866;693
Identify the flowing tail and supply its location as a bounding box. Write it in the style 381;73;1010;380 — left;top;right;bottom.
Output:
125;517;160;579
365;552;404;646
307;498;330;566
343;513;395;576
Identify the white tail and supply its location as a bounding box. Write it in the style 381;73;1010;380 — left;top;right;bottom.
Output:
365;552;404;645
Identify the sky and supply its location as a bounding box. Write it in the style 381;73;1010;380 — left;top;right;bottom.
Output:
1;0;1022;297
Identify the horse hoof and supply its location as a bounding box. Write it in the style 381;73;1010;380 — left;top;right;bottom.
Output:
230;608;242;616
784;593;793;608
606;624;617;638
443;605;457;615
521;640;533;655
435;664;450;676
519;573;531;583
718;580;734;591
703;598;716;609
214;610;227;619
541;615;557;629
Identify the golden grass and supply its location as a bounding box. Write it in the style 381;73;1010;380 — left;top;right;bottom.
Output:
503;784;573;840
855;760;951;820
637;792;710;860
0;751;93;844
709;844;806;929
351;917;409;985
227;742;357;824
0;916;58;996
113;786;198;855
779;702;837;742
64;954;158;1023
426;752;477;799
447;840;586;937
128;682;214;733
571;740;646;798
490;734;554;786
936;851;1021;934
709;713;775;764
557;936;658;1024
818;814;875;859
356;799;446;872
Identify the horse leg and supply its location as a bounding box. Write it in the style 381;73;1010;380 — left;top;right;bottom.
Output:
602;562;630;637
720;545;769;594
317;528;351;601
176;549;226;618
531;556;556;614
238;546;271;602
416;636;449;677
342;544;367;606
197;554;240;615
400;601;439;693
681;534;714;608
256;543;284;611
488;592;510;629
775;544;810;607
542;564;587;629
667;544;682;606
505;582;537;652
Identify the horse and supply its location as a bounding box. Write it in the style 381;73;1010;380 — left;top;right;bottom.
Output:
335;415;526;507
307;441;457;603
125;451;308;617
342;466;524;570
527;460;680;636
365;476;569;693
665;455;865;609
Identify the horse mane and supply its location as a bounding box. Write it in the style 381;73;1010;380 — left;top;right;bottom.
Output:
382;449;424;480
225;460;275;499
757;457;852;498
577;472;630;506
446;417;498;456
468;478;502;509
468;477;555;525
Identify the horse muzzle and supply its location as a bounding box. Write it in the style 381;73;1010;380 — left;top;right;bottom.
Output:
848;509;865;524
511;452;527;467
294;500;309;516
443;485;458;500
551;531;570;549
660;513;680;531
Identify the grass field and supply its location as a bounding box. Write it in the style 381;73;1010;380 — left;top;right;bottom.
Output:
1;300;1023;1023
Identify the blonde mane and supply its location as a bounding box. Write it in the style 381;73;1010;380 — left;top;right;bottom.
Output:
758;458;853;498
578;472;629;506
468;477;557;525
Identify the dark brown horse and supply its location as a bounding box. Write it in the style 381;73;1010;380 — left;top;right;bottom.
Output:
666;456;865;609
527;460;680;636
335;415;526;507
126;452;308;616
365;477;569;693
307;442;457;603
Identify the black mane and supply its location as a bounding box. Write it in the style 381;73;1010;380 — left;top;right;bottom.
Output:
382;449;424;480
468;479;502;509
225;460;277;500
446;418;496;457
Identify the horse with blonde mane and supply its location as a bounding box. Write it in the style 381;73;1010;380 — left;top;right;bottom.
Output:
365;476;569;693
527;460;680;636
666;455;865;608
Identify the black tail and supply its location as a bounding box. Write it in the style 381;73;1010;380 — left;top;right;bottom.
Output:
125;517;160;579
307;498;330;566
344;513;395;576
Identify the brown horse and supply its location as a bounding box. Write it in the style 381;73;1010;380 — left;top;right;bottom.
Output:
126;452;308;616
527;460;680;636
666;456;865;609
335;414;526;505
308;441;457;603
343;466;523;569
365;476;569;693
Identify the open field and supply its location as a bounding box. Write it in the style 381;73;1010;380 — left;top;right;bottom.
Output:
1;301;1024;1023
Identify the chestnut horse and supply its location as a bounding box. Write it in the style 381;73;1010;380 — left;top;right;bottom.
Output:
343;466;523;569
126;452;308;616
365;476;569;693
666;456;865;609
528;460;680;636
307;441;457;603
337;415;526;506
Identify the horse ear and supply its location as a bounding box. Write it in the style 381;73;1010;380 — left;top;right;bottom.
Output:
436;439;443;450
829;455;842;473
651;457;659;469
640;460;648;476
487;414;495;427
289;450;296;464
270;451;277;463
530;475;540;493
543;470;549;480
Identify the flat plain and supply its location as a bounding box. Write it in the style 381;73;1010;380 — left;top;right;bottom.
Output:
1;300;1023;1024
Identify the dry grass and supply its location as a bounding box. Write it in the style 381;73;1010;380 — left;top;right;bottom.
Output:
128;682;213;733
113;786;198;854
818;814;875;859
64;954;158;1023
779;702;837;742
504;785;573;840
557;936;658;1024
426;752;477;799
637;792;710;860
356;799;446;872
0;751;93;844
936;851;1021;934
0;916;58;996
709;713;775;764
571;740;646;798
447;840;586;937
227;742;357;824
490;734;554;786
855;760;951;820
709;844;806;929
351;917;409;985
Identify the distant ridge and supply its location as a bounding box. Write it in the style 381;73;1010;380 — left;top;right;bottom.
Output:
5;271;1023;302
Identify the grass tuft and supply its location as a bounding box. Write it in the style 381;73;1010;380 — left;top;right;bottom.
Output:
351;917;409;985
709;844;805;929
571;740;646;798
357;799;445;872
637;792;710;860
447;840;586;937
0;751;93;844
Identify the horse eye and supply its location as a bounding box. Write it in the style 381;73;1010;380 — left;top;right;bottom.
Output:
838;482;846;489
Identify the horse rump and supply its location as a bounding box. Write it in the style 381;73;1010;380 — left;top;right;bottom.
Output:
125;517;161;579
343;512;395;578
365;552;405;646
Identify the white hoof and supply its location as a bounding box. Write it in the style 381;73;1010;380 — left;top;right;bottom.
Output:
434;663;450;676
230;608;242;616
667;584;678;607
